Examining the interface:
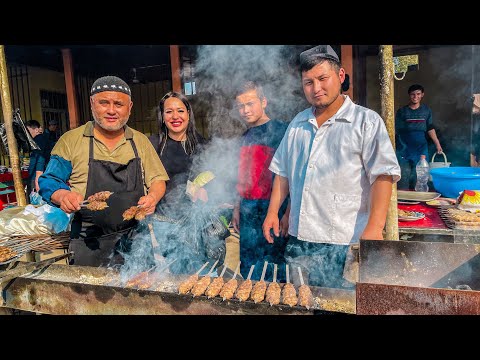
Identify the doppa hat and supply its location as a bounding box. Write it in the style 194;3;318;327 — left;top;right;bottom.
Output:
90;75;131;96
300;45;340;64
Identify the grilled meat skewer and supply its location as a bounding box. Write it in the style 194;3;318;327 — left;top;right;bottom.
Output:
266;282;281;306
87;191;113;203
265;264;281;306
205;265;228;298
123;206;138;221
296;267;313;309
0;246;18;262
235;265;255;302
191;260;219;297
219;261;241;301
220;278;238;300
134;207;148;221
178;262;210;295
86;201;108;211
281;265;297;307
298;284;314;309
250;261;269;303
250;281;267;303
281;283;298;307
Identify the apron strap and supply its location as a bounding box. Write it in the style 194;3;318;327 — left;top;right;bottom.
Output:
89;133;140;159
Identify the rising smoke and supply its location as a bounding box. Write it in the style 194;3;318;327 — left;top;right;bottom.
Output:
120;45;311;281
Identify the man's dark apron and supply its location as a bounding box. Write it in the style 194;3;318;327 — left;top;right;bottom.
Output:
69;136;145;267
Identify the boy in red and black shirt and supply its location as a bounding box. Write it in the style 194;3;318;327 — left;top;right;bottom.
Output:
232;81;289;282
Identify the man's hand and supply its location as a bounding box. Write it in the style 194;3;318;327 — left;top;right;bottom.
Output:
279;213;289;237
436;145;443;154
56;190;83;214
232;204;240;233
360;225;384;240
262;212;279;244
137;194;157;215
34;171;43;192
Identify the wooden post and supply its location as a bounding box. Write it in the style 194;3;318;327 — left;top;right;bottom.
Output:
341;45;354;100
0;45;27;206
379;45;399;241
170;45;182;93
61;48;80;129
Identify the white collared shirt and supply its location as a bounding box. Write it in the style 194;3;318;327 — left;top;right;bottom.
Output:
269;95;401;245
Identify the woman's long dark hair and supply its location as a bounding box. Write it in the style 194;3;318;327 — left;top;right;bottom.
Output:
157;91;199;156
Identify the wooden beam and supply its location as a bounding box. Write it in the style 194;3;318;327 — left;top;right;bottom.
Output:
170;45;182;93
0;45;26;206
341;45;354;100
379;45;399;241
61;48;80;129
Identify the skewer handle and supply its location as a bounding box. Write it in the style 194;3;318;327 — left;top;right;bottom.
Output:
196;261;209;275
232;261;241;279
273;263;277;283
207;259;219;276
286;264;290;283
297;266;304;286
260;261;268;282
246;265;255;280
219;264;228;277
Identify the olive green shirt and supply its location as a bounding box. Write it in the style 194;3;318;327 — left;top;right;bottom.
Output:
50;121;169;197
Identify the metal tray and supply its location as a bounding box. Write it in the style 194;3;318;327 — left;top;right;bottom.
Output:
397;190;441;202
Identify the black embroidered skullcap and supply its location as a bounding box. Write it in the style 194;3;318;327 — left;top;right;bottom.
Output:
300;45;340;64
90;75;131;96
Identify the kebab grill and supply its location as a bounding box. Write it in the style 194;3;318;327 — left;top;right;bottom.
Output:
1;257;355;315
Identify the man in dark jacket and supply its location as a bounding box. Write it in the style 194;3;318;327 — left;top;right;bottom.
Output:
25;120;49;198
43;118;60;164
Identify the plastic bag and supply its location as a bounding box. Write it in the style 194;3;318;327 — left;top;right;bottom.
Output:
22;204;73;234
30;191;46;205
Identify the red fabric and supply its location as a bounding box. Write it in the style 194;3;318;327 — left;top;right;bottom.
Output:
0;171;29;205
0;171;29;182
236;145;275;200
398;203;447;229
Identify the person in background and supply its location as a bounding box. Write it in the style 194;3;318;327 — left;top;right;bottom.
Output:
44;118;60;164
395;84;443;190
263;45;401;289
232;80;289;283
39;75;169;267
25;120;48;198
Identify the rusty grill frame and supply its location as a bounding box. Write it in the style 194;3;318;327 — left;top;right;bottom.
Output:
1;263;355;315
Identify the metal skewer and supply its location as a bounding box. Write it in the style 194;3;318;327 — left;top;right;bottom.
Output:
222;261;240;301
273;263;277;283
286;264;290;283
246;265;255;280
207;259;219;276
191;259;220;298
219;264;228;278
298;266;304;286
232;261;240;280
260;261;268;282
196;261;210;276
